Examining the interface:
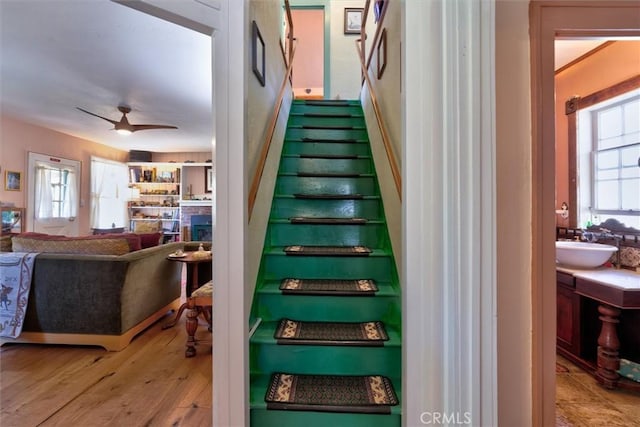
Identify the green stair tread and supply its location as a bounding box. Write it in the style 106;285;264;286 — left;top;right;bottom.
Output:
292;193;365;200
299;137;359;143
249;373;402;415
284;245;372;256
285;137;367;143
295;154;365;159
251;321;401;347
296;171;363;178
290;112;363;118
299;100;358;106
270;218;377;224
288;217;368;225
264;246;391;256
274;194;381;200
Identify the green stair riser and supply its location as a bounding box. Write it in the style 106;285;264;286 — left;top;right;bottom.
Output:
254;294;400;323
287;115;366;128
276;176;377;195
250;344;401;377
282;141;370;157
263;253;393;280
279;157;372;175
290;105;363;116
285;128;369;141
250;410;401;427
271;197;382;219
268;223;387;247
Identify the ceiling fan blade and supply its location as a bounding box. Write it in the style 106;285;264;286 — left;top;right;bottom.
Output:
76;107;119;126
130;124;178;132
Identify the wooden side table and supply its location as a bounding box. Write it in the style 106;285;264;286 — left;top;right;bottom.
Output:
163;251;212;329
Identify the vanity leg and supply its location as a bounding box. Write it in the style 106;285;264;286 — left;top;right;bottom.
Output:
596;304;621;389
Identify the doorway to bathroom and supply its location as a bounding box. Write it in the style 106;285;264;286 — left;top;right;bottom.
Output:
290;7;325;99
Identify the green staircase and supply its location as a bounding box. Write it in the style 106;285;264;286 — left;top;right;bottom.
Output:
249;99;402;427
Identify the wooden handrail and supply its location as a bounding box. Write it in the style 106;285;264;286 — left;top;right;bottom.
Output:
248;43;297;219
355;39;402;200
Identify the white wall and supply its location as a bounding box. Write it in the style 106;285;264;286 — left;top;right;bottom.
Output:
360;0;402;280
328;0;374;99
495;0;533;425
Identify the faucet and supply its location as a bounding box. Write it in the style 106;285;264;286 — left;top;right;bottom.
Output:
597;228;623;269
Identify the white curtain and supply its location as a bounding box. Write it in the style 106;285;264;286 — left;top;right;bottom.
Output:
61;170;77;218
34;163;78;219
34;165;53;219
90;158;128;229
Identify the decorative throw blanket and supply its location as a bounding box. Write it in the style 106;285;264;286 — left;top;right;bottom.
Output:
0;252;38;338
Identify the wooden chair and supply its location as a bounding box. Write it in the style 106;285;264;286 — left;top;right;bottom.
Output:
185;280;213;357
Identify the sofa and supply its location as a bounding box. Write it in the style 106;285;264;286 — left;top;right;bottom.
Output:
1;234;187;351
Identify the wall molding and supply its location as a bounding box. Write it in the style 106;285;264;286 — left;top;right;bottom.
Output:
403;1;496;425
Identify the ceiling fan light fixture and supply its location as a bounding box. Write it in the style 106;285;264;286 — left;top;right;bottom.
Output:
77;105;177;135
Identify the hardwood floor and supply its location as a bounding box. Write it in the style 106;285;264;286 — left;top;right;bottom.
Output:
0;315;212;426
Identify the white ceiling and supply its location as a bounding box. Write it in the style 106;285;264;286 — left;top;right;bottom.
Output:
555;40;607;70
0;0;212;154
0;1;609;156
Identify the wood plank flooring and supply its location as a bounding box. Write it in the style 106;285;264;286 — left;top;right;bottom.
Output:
0;315;212;427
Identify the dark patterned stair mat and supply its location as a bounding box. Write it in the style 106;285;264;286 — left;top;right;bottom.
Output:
301;137;358;143
265;373;398;414
302;125;355;130
289;217;368;225
284;245;372;256
274;319;388;346
299;153;359;159
280;278;378;295
296;171;362;178
293;193;364;200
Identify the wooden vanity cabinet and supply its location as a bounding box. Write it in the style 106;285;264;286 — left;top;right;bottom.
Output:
556;271;582;356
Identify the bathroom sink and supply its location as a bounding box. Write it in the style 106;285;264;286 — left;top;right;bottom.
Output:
555;241;618;269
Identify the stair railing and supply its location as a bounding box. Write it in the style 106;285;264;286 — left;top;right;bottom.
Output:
355;0;401;200
248;0;296;218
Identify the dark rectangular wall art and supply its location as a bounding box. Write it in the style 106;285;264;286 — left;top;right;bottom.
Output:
252;20;265;86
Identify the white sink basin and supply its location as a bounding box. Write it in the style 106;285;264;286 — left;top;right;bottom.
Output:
556;241;618;269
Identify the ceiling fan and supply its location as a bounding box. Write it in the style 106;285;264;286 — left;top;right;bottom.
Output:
76;105;178;135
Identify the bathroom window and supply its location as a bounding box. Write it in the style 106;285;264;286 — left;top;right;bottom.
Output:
591;94;640;211
575;85;640;228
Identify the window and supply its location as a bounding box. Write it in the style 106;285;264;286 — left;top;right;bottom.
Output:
575;85;640;228
34;163;78;219
90;157;129;229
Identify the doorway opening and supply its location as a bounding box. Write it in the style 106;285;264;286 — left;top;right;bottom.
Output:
290;7;325;99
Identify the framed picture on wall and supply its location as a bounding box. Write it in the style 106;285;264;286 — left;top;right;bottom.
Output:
205;166;213;193
344;8;363;34
252;20;265;86
5;170;21;191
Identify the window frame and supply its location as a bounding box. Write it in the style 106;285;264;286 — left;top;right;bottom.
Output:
565;74;640;227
